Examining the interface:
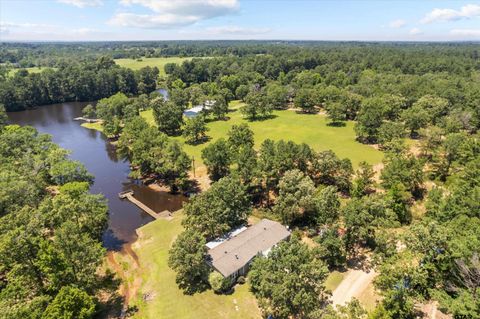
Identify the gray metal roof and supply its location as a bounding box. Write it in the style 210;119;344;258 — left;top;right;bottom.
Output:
207;219;290;277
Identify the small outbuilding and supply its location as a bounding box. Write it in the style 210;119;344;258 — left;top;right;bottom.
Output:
206;219;290;280
183;100;216;118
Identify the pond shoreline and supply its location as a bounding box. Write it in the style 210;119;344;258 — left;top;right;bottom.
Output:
7;101;186;251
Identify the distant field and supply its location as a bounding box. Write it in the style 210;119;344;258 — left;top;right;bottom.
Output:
6;57;193;77
114;57;195;74
141;101;383;168
126;211;261;319
7;66;54;76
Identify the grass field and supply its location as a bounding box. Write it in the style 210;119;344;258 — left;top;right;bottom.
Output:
126;211;261;319
141;101;383;168
8;67;55;76
114;57;195;75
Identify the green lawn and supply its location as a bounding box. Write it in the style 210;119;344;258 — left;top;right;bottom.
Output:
114;57;195;75
325;270;346;292
81;122;103;132
141;101;383;168
129;211;261;319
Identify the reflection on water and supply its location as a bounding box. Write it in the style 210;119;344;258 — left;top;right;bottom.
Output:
130;184;186;213
8;102;185;250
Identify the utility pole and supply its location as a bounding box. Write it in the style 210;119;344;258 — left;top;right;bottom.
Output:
192;156;196;178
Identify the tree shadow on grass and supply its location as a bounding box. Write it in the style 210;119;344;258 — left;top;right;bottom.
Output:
204;117;222;123
327;121;347;127
246;114;278;122
185;135;211;146
294;109;319;115
96;292;126;319
213;287;235;295
332;265;349;274
168;130;184;137
347;254;372;272
179;280;210;296
95;269;127;318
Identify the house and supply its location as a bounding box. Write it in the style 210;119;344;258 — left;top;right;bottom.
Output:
183;100;216;118
203;100;216;108
206;219;290;280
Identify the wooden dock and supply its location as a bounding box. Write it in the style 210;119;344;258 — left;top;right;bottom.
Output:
119;190;172;220
73;117;100;123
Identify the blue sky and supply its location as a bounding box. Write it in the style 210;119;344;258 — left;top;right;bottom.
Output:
1;0;479;41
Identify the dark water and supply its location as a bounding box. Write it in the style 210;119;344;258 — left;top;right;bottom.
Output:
7;102;185;250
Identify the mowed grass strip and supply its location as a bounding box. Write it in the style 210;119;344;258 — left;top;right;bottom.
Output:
129;211;261;319
141;102;383;168
114;57;195;74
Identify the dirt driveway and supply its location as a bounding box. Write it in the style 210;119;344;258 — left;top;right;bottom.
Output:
331;268;377;306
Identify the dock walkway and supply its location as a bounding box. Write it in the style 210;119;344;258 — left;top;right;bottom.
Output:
73;117;100;123
119;190;172;220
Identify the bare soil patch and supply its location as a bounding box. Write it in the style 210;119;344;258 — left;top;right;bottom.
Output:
331;268;378;308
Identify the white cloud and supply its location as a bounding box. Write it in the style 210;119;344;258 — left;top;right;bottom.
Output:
450;29;480;37
109;0;239;28
206;26;271;35
409;28;422;35
0;21;58;35
0;21;103;40
119;0;238;15
0;22;56;28
184;25;271;36
0;27;112;41
57;0;103;7
421;4;480;24
389;19;406;28
109;13;199;28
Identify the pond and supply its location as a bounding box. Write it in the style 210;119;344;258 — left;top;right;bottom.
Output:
7;101;185;250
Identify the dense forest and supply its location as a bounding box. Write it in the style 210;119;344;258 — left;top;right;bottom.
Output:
1;41;479;319
0;108;117;318
0;41;274;66
1;41;478;66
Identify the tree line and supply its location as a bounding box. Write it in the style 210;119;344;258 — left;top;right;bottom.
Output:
0;56;158;111
1;41;478;69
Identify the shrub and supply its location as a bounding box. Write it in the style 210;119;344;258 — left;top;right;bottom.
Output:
237;276;246;285
82;104;96;119
209;271;231;292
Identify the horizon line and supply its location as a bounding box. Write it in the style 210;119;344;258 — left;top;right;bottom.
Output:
2;39;480;44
